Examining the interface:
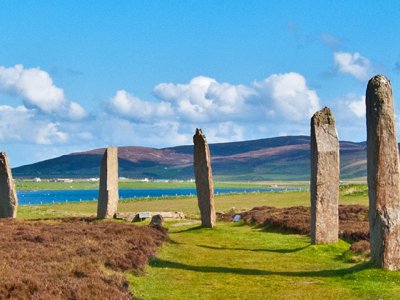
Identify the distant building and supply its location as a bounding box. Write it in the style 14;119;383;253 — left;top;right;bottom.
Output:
33;177;41;182
55;178;74;183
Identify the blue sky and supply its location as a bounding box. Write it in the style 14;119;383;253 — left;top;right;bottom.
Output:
0;1;400;166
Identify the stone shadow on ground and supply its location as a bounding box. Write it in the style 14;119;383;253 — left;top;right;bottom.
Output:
168;239;184;245
173;225;205;233
150;258;371;277
196;244;309;254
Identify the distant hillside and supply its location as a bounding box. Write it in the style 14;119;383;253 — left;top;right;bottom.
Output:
12;135;368;180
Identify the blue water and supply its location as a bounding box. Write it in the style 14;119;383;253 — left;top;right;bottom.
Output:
17;187;303;205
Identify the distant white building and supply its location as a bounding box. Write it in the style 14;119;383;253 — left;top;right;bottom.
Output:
56;178;74;183
33;177;41;182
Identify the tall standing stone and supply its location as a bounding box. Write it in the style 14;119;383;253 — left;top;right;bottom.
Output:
0;152;18;218
366;74;400;270
97;147;119;219
310;107;339;244
193;128;216;228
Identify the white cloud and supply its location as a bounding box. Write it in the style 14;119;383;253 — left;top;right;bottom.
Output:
154;76;256;122
202;122;245;143
334;52;371;80
104;73;320;147
1;72;327;166
35;123;68;145
0;105;69;145
347;95;365;118
254;72;320;121
0;64;86;120
95;114;191;147
107;90;173;122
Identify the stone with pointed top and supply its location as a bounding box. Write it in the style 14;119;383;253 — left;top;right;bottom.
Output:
193;128;216;228
0;152;18;218
366;74;400;270
310;107;339;244
97;147;119;219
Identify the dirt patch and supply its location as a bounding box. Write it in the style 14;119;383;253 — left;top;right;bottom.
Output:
218;205;369;242
0;217;168;299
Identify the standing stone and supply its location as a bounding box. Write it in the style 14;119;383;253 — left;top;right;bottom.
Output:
366;74;400;270
97;147;119;219
0;152;18;218
310;107;339;244
193;128;216;228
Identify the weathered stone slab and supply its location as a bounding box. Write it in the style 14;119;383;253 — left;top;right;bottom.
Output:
366;74;400;270
114;212;136;222
310;107;339;244
97;147;119;219
130;211;185;222
150;214;164;226
193;128;216;228
153;211;185;220
0;152;18;218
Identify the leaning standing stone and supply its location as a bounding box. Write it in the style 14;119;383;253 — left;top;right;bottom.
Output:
97;147;119;219
310;107;339;244
366;74;400;270
0;152;18;218
193;128;216;228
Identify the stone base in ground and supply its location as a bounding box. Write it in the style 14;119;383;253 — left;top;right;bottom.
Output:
114;211;185;222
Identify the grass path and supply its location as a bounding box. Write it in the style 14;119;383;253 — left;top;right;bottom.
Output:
130;222;400;299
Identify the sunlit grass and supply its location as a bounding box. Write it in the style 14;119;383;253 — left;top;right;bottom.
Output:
15;179;286;191
17;187;369;220
15;185;393;299
130;222;400;299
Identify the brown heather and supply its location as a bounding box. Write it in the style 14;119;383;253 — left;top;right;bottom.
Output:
219;205;369;244
0;218;167;299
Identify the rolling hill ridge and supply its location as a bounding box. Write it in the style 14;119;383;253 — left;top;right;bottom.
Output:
12;135;368;180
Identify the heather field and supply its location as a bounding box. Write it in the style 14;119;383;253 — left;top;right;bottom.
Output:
4;185;400;299
0;218;167;299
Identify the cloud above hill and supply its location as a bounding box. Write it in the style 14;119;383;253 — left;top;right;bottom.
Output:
102;72;320;144
254;72;320;121
108;73;319;125
0;65;343;166
107;90;173;122
153;76;256;122
0;105;68;145
0;64;86;120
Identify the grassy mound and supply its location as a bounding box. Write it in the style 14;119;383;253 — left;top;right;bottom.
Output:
219;205;369;243
0;218;167;299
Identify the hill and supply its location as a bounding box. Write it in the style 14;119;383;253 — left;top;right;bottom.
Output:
12;135;367;180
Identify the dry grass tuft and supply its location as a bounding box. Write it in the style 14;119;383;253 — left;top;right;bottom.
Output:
0;218;167;299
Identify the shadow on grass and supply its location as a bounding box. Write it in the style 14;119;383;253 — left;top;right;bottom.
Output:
173;225;204;233
196;244;309;253
150;258;372;277
168;239;184;245
256;224;310;236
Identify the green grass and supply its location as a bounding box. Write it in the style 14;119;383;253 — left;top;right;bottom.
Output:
17;186;398;299
129;222;400;299
15;179;284;191
17;186;369;220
